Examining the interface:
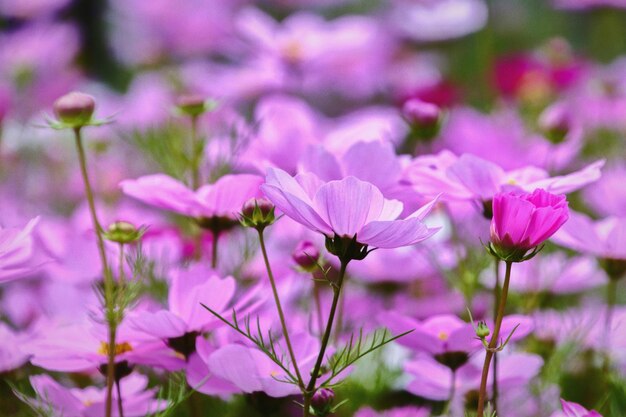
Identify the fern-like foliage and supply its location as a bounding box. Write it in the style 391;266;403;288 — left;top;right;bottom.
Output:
319;328;414;388
200;304;300;386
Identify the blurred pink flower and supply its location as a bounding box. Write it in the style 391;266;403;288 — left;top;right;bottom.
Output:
0;216;50;283
120;173;263;219
490;189;569;256
553;211;626;260
28;373;167;417
388;0;488;42
404;151;602;204
261;168;439;249
560;399;603;417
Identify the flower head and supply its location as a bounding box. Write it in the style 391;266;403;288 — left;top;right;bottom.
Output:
489;189;569;262
261;168;439;261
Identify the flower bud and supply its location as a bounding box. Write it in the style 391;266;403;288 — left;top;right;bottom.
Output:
240;198;275;229
311;388;335;416
539;104;570;144
103;221;143;244
292;241;320;272
475;321;490;339
53;92;96;127
402;98;443;141
175;94;216;117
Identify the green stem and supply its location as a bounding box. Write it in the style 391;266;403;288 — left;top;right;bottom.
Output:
477;261;512;417
190;115;200;190
118;244;125;286
211;230;219;269
604;279;617;369
303;259;349;416
257;229;305;389
492;257;501;414
115;378;124;417
314;283;324;340
444;369;457;414
73;127;116;417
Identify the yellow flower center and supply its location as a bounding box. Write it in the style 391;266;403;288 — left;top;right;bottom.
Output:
98;341;133;356
437;331;449;341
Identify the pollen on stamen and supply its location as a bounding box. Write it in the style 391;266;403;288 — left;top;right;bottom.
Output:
98;341;133;356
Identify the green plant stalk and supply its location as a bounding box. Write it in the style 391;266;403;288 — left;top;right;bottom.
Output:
444;369;457;415
476;260;512;417
257;229;305;389
115;378;124;417
211;230;219;269
492;257;501;414
604;278;617;370
73;127;116;417
190;115;200;190
303;259;349;417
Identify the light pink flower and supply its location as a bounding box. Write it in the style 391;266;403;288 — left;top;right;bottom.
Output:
28;373;167;417
0;216;49;283
261;168;439;249
120;173;263;219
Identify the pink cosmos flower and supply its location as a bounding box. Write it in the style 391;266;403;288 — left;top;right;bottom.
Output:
388;0;488;42
128;264;264;360
28;373;167;417
261;168;439;250
560;399;603;417
120;173;263;220
28;318;183;373
404;151;603;204
490;189;569;259
379;313;478;358
0;322;32;372
206;333;321;397
0;216;49;283
553;211;626;260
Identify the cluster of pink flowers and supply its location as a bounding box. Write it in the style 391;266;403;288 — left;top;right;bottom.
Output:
1;1;625;417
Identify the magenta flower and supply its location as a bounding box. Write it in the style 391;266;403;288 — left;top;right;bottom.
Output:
489;189;569;261
261;168;439;259
560;399;602;417
27;373;167;417
0;216;50;283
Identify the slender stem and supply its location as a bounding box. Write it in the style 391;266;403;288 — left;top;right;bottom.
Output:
211;230;219;269
190;115;200;190
334;288;346;342
73;127;116;417
444;369;457;414
257;229;305;388
314;283;324;341
118;244;125;286
492;257;501;414
476;261;512;417
303;259;349;416
115;378;124;417
604;279;617;369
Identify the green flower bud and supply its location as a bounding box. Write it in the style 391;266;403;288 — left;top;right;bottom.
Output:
53;92;96;127
240;198;276;230
476;321;490;339
103;221;144;244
